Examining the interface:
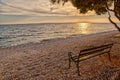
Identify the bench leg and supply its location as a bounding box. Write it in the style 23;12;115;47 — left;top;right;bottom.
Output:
68;52;72;69
76;62;80;76
108;52;112;62
68;58;71;69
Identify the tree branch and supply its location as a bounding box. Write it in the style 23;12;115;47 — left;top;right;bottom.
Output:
114;0;120;21
105;2;114;12
108;11;120;32
105;1;120;21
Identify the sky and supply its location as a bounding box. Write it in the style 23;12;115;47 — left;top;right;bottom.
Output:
0;0;119;24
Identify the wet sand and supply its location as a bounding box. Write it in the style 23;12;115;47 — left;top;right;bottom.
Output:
0;31;120;80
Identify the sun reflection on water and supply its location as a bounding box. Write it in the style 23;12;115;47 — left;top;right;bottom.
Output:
77;23;90;34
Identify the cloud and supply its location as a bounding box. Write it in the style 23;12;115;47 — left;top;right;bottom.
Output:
0;0;76;16
0;0;95;16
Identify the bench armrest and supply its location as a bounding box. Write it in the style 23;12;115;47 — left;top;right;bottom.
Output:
68;52;80;61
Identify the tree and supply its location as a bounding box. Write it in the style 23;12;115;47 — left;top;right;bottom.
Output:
51;0;120;31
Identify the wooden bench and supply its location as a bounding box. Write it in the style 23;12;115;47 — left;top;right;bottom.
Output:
68;43;114;76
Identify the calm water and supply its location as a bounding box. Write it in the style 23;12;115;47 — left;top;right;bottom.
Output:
0;23;119;48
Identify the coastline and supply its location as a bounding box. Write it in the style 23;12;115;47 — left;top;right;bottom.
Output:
0;30;120;80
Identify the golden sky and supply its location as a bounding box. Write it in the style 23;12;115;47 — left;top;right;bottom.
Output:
0;0;119;24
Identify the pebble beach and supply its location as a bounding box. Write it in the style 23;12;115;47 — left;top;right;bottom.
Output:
0;30;120;80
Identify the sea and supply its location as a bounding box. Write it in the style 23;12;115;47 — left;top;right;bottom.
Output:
0;23;119;48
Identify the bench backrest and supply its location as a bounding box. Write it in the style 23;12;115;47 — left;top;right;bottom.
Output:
79;43;113;57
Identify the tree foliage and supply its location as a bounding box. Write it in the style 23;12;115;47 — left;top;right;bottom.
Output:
51;0;120;31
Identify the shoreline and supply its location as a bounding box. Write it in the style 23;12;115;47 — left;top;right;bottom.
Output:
0;30;118;49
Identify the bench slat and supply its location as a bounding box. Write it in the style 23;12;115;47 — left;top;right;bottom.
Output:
79;51;109;61
79;43;113;56
79;47;111;57
80;43;113;53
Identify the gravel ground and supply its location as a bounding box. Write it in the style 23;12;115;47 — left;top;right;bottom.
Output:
0;31;120;80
